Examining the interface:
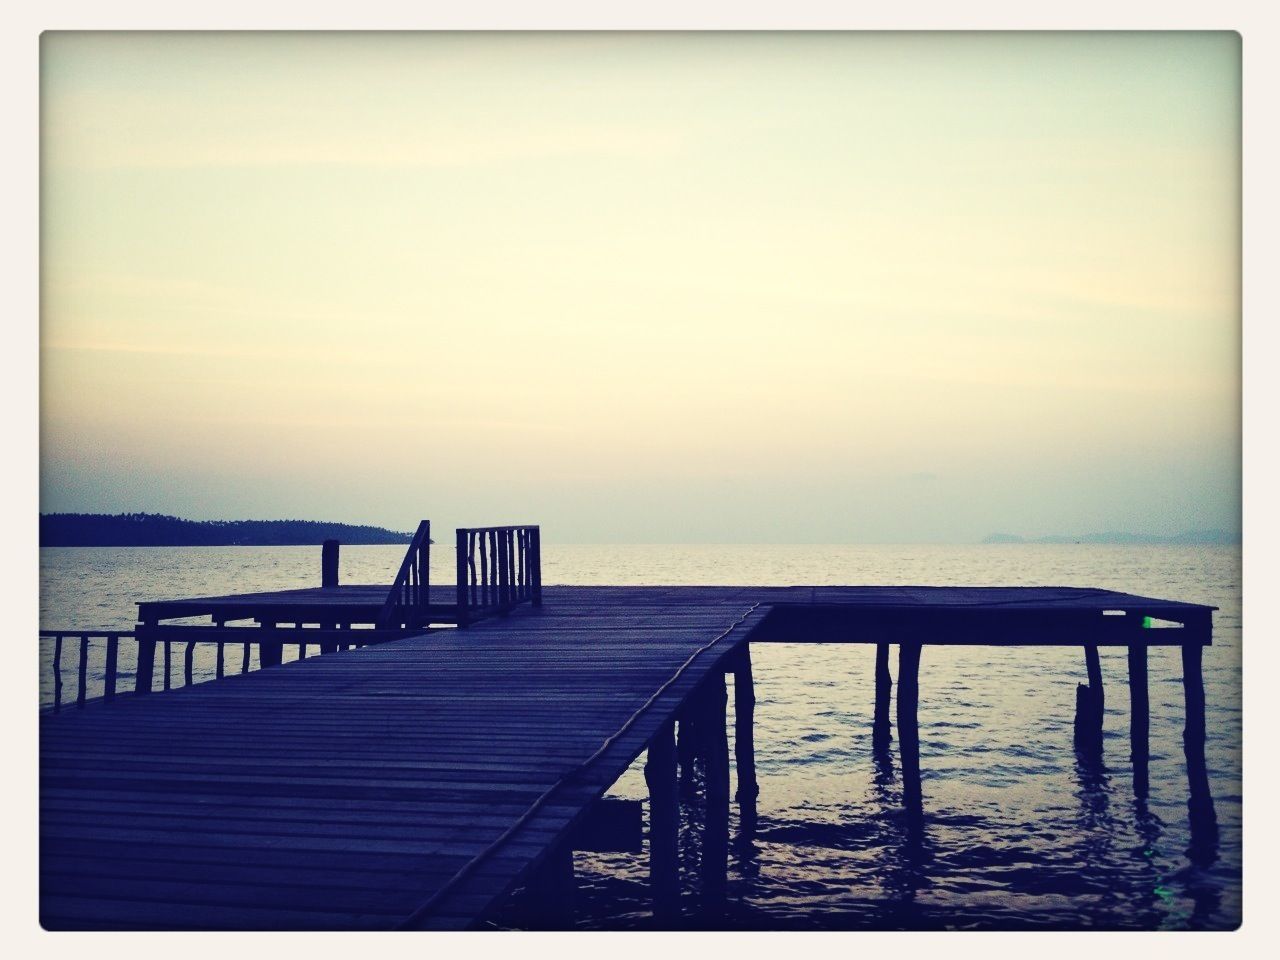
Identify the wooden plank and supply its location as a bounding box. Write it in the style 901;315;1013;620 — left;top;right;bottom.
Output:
42;594;765;931
43;581;1214;931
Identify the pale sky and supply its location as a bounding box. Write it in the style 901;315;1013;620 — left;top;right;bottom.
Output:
39;32;1240;542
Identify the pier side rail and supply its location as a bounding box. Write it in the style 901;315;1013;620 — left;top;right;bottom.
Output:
38;628;388;710
376;520;432;629
455;525;542;626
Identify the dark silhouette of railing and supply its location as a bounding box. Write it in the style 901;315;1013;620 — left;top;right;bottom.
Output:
39;628;385;710
376;520;432;628
455;525;541;626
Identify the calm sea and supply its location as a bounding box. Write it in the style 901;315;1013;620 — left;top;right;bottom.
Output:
39;543;1241;930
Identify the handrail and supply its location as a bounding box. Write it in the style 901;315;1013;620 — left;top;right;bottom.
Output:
377;520;432;629
38;627;395;712
455;524;541;626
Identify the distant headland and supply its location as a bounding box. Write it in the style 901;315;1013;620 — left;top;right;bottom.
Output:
982;530;1239;545
40;513;415;547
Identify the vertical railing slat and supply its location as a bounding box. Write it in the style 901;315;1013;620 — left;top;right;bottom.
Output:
104;635;119;701
53;634;63;713
77;635;89;708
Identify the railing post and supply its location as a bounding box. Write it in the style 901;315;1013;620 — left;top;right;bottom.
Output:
456;528;471;627
530;526;542;607
422;522;431;616
52;634;63;712
104;635;119;701
321;539;340;588
135;618;157;695
77;636;89;708
260;622;283;668
497;529;510;611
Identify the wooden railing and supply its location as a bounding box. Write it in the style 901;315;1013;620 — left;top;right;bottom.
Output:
39;628;385;711
376;520;432;629
455;525;542;626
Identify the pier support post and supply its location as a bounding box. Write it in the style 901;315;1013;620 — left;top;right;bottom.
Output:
1128;641;1150;796
896;641;923;817
527;843;576;929
1181;641;1218;861
732;645;759;810
644;720;680;923
699;674;730;916
873;641;893;746
677;710;699;797
1074;643;1105;756
321;539;340;588
134;619;157;695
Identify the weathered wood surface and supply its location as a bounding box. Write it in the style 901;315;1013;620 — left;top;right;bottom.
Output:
41;593;766;931
140;584;1214;645
44;583;1215;931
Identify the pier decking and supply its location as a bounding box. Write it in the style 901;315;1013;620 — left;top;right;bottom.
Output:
40;584;1216;930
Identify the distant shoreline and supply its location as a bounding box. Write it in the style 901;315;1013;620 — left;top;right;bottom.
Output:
39;513;414;547
982;530;1238;545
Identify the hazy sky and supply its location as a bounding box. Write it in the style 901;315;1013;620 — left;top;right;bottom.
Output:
40;32;1240;542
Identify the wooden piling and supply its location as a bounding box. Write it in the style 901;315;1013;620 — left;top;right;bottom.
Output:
321;539;340;588
677;711;699;796
528;844;575;929
1074;643;1104;755
1128;640;1150;796
1181;641;1218;855
644;720;680;923
873;640;893;746
699;674;730;915
897;640;923;815
732;645;759;806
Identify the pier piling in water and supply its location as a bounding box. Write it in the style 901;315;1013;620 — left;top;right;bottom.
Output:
1181;641;1218;858
873;640;893;746
644;720;680;922
677;711;699;796
897;641;923;816
528;844;576;929
699;675;730;915
1128;641;1150;796
732;644;759;810
1074;644;1105;756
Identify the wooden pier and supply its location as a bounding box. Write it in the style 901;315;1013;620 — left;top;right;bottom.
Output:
40;577;1217;930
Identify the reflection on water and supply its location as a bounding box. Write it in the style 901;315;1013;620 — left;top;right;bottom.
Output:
40;543;1241;930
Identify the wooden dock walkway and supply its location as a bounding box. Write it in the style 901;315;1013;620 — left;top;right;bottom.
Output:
40;584;1216;930
41;589;767;930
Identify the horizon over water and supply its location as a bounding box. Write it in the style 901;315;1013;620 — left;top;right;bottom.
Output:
39;543;1241;930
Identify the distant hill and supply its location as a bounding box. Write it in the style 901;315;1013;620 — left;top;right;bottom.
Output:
982;529;1239;545
40;513;415;547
